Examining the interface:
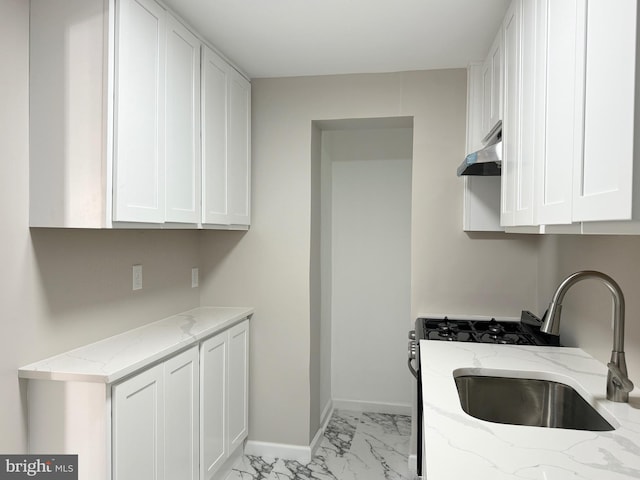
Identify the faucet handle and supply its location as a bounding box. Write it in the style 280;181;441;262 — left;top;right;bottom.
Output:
607;362;635;393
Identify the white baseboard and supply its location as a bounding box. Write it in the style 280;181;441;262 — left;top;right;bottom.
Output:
332;398;412;415
310;400;334;457
244;440;313;463
246;401;335;463
245;399;411;463
408;454;418;475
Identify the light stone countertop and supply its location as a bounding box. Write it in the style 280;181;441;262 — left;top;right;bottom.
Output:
18;306;254;384
421;341;640;479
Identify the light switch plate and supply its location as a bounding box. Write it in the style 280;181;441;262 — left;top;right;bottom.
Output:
132;264;143;291
191;267;199;288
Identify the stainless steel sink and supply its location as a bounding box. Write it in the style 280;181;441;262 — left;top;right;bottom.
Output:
454;375;614;431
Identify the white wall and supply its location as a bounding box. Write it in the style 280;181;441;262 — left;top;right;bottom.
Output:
199;70;541;449
0;1;200;452
324;127;413;410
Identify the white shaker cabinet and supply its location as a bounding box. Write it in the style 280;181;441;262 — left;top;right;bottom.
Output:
113;0;166;224
200;320;250;480
574;0;638;223
201;332;228;478
20;308;253;480
481;29;503;141
463;63;503;232
165;14;202;224
500;0;522;227
533;0;586;226
112;346;199;480
202;46;252;228
29;0;249;229
500;0;586;229
164;347;200;480
227;321;249;452
112;364;165;480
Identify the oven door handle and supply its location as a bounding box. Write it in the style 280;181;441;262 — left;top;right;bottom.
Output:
408;358;418;378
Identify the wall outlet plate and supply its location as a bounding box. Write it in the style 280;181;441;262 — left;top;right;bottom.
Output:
132;264;143;291
191;267;199;288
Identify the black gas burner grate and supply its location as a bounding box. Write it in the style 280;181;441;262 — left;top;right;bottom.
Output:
418;316;559;346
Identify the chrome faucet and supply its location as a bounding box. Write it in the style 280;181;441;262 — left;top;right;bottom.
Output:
541;270;634;402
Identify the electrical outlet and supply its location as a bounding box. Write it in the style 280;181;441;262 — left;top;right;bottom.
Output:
191;267;199;288
132;264;143;291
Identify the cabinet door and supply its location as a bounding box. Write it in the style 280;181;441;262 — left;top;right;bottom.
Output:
165;347;199;480
201;45;252;227
201;46;229;225
500;0;521;227
200;333;227;480
481;29;503;140
227;70;251;226
114;0;166;223
227;321;249;451
165;15;201;224
573;0;637;221
535;0;586;225
513;0;535;226
488;32;503;133
113;364;165;480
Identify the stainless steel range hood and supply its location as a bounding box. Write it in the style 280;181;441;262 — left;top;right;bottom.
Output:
457;122;502;176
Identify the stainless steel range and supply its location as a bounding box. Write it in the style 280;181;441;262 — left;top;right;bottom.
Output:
407;311;561;477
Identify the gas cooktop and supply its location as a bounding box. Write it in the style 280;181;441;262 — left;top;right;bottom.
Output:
415;312;560;346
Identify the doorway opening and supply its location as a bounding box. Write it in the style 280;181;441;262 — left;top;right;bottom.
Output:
310;117;414;433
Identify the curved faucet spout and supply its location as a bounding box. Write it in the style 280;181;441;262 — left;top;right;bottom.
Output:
540;270;633;402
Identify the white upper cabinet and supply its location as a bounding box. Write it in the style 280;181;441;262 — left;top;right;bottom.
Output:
202;46;251;228
500;0;521;227
29;0;250;229
574;0;638;222
165;14;202;224
113;0;166;223
30;0;112;228
227;71;252;226
481;29;503;141
535;0;586;225
463;64;503;232
498;0;588;230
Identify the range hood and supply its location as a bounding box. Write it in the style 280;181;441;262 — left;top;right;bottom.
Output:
457;123;502;176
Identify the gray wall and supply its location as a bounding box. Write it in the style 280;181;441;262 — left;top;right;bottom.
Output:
0;0;200;453
199;70;541;448
538;235;640;382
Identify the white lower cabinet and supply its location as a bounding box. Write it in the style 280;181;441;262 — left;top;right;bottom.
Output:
112;346;199;480
227;322;249;452
111;321;249;480
112;364;165;480
201;320;249;480
201;333;228;478
164;348;200;480
21;308;253;480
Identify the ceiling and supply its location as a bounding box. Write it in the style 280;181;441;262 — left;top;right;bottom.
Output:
162;0;510;79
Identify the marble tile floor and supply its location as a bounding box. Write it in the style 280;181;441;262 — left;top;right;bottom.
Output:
225;410;416;480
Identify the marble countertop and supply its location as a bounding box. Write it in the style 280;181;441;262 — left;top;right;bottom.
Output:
19;306;253;384
421;341;640;479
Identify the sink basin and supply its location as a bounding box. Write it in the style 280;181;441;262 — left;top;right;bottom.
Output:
454;375;614;432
